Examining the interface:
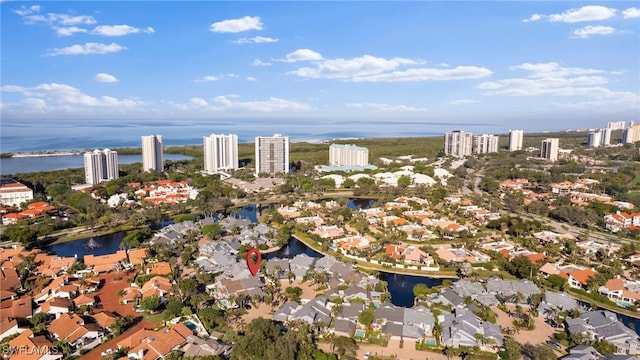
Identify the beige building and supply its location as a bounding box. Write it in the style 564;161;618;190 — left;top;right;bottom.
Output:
444;130;473;157
255;134;289;176
541;138;559;161
508;129;523;151
329;144;368;166
141;135;164;172
473;134;499;154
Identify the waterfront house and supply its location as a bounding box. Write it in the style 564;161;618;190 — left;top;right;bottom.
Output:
566;310;640;355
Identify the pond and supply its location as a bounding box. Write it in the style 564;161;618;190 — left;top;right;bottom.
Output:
47;231;128;259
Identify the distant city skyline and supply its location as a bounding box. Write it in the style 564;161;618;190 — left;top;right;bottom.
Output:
1;1;638;130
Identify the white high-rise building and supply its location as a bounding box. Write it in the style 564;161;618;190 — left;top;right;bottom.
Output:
607;121;626;130
84;149;119;185
623;124;640;144
444;131;473;157
203;133;239;174
600;128;612;146
587;131;602;148
508;129;524;151
473;134;499;154
541;138;559;162
142;135;164;172
329;144;369;167
255;134;290;176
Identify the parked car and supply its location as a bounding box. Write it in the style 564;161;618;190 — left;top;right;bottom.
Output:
546;340;562;350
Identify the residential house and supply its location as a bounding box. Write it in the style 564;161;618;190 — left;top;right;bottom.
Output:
566;311;640;355
599;278;640;308
48;313;103;351
37;298;73;319
119;323;193;359
440;307;503;349
486;277;541;303
8;329;63;360
84;250;127;273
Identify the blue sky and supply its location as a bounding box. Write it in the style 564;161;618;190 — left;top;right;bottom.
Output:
1;1;639;131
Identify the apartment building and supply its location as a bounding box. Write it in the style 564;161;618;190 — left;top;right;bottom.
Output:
84;149;119;185
444;131;473;157
329;144;369;167
541;138;559;162
508;129;523;151
473;134;499;154
255;134;290;176
141;135;164;172
203;133;238;174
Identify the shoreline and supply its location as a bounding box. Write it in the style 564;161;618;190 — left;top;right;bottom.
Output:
10;151;83;158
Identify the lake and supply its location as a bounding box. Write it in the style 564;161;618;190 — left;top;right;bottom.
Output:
0;153;193;175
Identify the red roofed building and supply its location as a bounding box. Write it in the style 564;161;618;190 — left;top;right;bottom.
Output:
0;179;34;207
568;268;597;290
7;329;62;360
48;313;104;350
118;323;192;360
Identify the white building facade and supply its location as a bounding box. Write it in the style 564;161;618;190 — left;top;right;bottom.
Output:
84;149;119;185
541;138;559;162
329;144;369;167
473;134;499;154
142;135;164;172
623;124;640;144
607;121;626;130
203;133;239;174
444;131;473;157
0;178;33;207
255;134;290;176
587;131;602;148
508;129;523;151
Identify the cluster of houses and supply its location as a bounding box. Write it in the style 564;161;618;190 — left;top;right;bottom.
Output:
100;180;200;208
499;178;636;221
318;165;453;188
0;243;232;359
1;201;58;226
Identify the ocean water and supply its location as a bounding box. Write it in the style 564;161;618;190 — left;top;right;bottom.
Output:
0;154;192;175
0;118;505;153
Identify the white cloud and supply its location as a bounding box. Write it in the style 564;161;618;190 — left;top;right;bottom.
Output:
194;75;221;82
1;82;145;116
449;99;479;106
347;103;427;112
252;58;272;66
525;5;617;23
281;49;324;63
190;97;208;107
48;13;97;26
209;16;263;33
54;26;87;36
13;5;41;16
92;25;155;36
623;7;640;19
287;53;490;82
246;77;258;81
217;96;311;112
509;62;604;78
174;95;311;113
478;62;639;107
95;73;119;83
194;74;239;82
523;14;542;23
572;25;615;38
232;36;279;44
46;42;127;56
